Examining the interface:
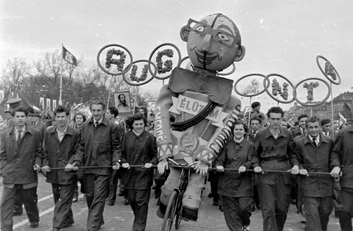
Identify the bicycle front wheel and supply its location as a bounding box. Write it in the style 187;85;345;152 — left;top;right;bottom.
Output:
161;190;178;231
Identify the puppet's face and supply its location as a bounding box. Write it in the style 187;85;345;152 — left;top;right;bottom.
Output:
181;14;245;71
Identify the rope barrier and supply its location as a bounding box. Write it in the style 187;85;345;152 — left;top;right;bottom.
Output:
39;164;335;176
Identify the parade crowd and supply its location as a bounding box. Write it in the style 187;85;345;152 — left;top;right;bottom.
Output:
1;99;353;231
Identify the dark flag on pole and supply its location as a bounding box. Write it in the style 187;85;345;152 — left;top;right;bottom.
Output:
62;46;77;66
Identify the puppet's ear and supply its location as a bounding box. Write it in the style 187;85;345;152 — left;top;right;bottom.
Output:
180;26;190;42
234;45;245;62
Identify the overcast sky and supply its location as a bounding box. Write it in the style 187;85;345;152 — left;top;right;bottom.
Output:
1;0;353;111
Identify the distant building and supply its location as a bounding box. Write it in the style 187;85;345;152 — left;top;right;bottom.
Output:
286;91;353;121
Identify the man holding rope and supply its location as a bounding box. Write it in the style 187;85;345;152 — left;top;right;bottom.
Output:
331;121;353;231
41;105;81;231
252;106;299;231
65;101;122;231
294;116;339;231
0;106;42;230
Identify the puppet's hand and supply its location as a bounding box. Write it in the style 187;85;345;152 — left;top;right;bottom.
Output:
157;159;169;174
194;161;209;175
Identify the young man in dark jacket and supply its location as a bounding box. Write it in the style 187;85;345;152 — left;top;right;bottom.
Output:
295;116;339;231
331;123;353;231
65;101;122;231
42;105;81;231
252;107;299;231
0;106;42;230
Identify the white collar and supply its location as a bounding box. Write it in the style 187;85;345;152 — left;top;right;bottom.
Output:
94;117;103;125
309;135;320;144
15;126;25;133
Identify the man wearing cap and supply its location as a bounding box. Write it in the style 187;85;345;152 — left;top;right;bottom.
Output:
4;110;15;128
29;111;47;141
0;106;42;230
245;102;266;127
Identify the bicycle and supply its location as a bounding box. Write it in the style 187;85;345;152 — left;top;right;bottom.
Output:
161;159;194;231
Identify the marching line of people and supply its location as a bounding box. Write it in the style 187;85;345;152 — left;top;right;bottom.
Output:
1;101;353;231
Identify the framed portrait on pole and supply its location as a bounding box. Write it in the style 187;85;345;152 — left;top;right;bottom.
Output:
114;91;132;116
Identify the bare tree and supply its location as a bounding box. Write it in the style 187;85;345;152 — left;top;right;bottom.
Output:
1;58;31;93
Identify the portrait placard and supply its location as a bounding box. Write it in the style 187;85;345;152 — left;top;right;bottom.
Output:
114;91;132;116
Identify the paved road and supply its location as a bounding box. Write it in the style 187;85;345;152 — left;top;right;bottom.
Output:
0;174;343;231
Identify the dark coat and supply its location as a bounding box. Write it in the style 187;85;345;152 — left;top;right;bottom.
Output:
43;126;81;185
0;126;43;184
74;117;122;176
215;139;254;197
247;130;258;143
251;127;299;168
331;127;353;189
121;130;157;190
295;134;336;197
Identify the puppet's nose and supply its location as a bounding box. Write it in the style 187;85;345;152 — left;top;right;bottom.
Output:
201;34;212;52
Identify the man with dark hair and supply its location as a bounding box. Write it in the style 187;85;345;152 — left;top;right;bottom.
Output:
252;106;299;231
247;116;262;143
331;119;353;230
320;118;333;138
121;113;157;231
65;101;122;231
105;106;126;206
294;116;338;231
106;107;119;123
41;105;81;231
291;114;309;139
0;106;42;230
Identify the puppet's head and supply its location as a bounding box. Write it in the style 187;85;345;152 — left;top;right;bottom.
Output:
180;13;245;72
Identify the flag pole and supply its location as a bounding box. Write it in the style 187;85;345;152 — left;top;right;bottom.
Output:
330;82;334;139
106;74;113;107
59;44;63;106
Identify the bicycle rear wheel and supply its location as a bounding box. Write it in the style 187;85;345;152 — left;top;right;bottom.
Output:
161;191;178;231
175;212;182;230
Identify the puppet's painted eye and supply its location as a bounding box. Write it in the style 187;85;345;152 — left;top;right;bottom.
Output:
217;33;230;41
195;25;205;32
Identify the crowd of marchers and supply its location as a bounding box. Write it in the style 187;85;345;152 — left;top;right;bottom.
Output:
1;100;353;231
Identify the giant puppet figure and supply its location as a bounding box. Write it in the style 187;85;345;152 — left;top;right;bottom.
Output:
155;13;246;221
